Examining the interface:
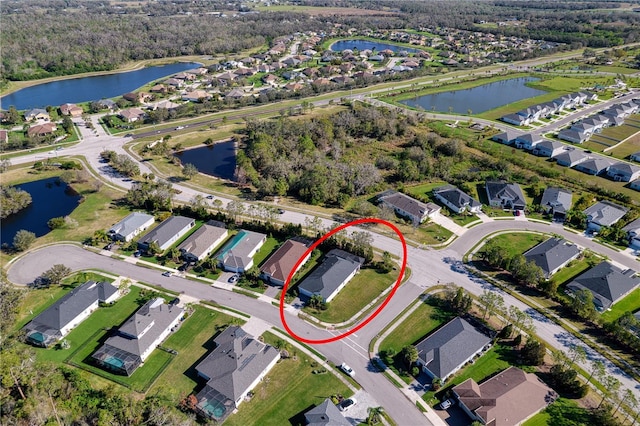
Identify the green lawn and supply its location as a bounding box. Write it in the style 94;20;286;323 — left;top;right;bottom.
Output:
551;254;597;286
253;236;281;268
148;306;238;402
608;129;640;160
600;287;640;323
304;267;397;323
523;397;591;426
405;181;448;197
484;232;546;258
224;331;351;426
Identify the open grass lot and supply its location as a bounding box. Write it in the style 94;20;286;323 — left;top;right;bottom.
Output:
522;397;590;426
405;181;448;197
600;122;640;141
148;306;237;402
304;267;398;323
608;128;640;160
484;232;546;258
224;331;351;426
600;287;640;323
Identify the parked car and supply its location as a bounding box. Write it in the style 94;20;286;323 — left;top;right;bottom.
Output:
162;271;172;277
277;209;285;214
228;274;239;283
206;195;214;199
175;126;185;130
439;399;454;410
134;251;142;258
338;398;357;412
340;363;355;377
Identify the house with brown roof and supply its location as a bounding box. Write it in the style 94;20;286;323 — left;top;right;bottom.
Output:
182;90;211;102
453;367;556;426
122;92;151;104
149;84;168;94
378;190;441;225
118;108;146;123
27;122;57;137
178;222;228;262
260;239;311;286
59;103;83;117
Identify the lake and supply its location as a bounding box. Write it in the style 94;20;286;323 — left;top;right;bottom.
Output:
175;140;237;181
0;62;201;111
1;177;82;246
330;39;420;54
398;77;546;114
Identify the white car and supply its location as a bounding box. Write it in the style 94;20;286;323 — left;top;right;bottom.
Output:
340;363;355;377
440;399;454;410
175;126;185;130
338;398;357;412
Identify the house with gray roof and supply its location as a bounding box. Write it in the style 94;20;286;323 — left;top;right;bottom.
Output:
92;298;183;375
193;326;279;422
574;157;612;176
137;215;195;252
554;150;588;168
378;191;440;225
304;398;350;426
415;317;492;382
491;130;520;145
485;181;526;210
583;200;628;231
606;162;640;182
514;133;543;151
178;221;228;262
108;212;155;242
540;187;572;220
630;151;640;163
216;229;266;273
24;281;120;347
523;238;581;278
298;249;364;303
622;218;640;249
558;129;589;144
260;238;311;286
501;114;528;127
566;262;639;310
532;140;565;157
433;185;482;214
632;179;640;192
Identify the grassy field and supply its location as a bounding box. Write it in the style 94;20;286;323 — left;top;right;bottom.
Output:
608;130;640;160
224;331;351;426
522;397;591;426
484;232;546;258
148;306;237;402
600;287;640;323
304;267;398;323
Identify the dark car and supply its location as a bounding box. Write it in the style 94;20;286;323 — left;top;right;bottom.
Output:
134;251;142;257
278;209;285;214
169;297;180;306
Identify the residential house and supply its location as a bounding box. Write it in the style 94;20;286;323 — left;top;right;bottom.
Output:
583;201;628;231
453;367;555;426
216;230;266;273
378;191;441;225
554;150;588;168
149;100;180;111
485;181;526;210
574;157;612;176
216;72;238;86
96;99;117;110
532;140;564;157
566;261;640;310
415;317;491;382
491;130;520;145
304;399;350;426
523;238;581;278
108;212;155;242
260;238;311;286
178;222;228;262
557;129;589;144
23;281;120;347
514;133;542;150
631;179;640;191
262;74;278;86
630;151;640;163
25;108;49;121
164;78;183;88
606;162;640;182
225;88;246;100
92;298;183;375
433;184;482;214
137;215;196;252
193;326;280;422
182;90;211;102
622;218;640;249
122;92;151;103
118;108;146;123
59;103;83;117
149;84;168;94
540;187;572;220
298;249;364;303
27;122;57;137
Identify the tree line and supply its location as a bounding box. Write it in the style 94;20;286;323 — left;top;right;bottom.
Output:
0;185;32;219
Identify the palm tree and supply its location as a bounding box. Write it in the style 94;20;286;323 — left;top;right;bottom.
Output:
367;406;384;425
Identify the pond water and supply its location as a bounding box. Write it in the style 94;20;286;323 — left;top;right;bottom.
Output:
175;140;237;181
0;62;201;111
398;77;546;114
330;39;420;54
1;177;82;246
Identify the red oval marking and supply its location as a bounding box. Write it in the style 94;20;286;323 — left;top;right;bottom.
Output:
279;217;407;344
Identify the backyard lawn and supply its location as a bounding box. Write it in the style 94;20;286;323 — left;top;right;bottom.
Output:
522;397;591;426
253;236;281;268
304;267;398;323
483;232;546;258
148;306;238;402
600;287;640;323
224;331;351;426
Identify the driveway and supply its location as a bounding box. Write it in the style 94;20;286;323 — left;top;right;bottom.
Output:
340;390;380;425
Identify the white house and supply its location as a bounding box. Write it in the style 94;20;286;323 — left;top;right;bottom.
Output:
108;212;155;242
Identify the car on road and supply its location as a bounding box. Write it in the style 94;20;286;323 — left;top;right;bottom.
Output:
277;209;285;214
162;271;172;277
228;274;239;283
206;195;214;199
338;398;357;412
340;363;355;377
439;399;454;410
175;126;185;130
125;133;133;137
